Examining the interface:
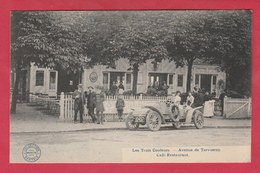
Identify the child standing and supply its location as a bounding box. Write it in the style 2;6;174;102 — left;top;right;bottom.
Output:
116;94;125;122
95;87;105;124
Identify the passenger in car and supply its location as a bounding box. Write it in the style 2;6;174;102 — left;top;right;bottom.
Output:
186;91;195;108
173;91;181;106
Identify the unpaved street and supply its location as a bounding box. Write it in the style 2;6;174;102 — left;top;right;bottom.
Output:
10;127;251;163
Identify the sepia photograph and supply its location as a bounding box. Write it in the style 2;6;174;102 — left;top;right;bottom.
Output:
9;10;252;163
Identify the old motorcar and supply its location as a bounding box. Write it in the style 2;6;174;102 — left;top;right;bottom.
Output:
125;101;204;131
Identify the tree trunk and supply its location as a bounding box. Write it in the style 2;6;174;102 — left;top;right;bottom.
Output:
11;63;21;114
186;60;193;93
132;63;139;95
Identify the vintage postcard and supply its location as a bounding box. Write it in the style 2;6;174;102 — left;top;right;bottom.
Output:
9;10;252;163
1;0;259;173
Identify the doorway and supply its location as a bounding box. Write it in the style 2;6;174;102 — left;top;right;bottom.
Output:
58;70;81;93
149;73;168;90
200;74;211;93
110;72;125;88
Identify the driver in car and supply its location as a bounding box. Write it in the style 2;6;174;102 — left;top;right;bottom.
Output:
182;91;195;116
169;91;182;121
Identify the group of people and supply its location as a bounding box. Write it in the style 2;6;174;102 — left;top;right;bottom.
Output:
167;88;216;121
173;88;242;117
73;82;220;124
170;87;216;108
72;84;125;124
148;81;169;96
110;81;125;96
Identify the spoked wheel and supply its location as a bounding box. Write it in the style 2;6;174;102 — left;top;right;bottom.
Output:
172;122;181;129
170;105;180;121
125;115;139;130
193;110;204;129
146;111;162;131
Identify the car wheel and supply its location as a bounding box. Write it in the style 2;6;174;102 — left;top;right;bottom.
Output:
193;110;204;129
170;105;180;121
146;111;162;131
172;122;181;129
125;115;139;130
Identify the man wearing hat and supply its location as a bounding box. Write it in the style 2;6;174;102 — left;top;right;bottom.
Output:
86;86;97;123
72;84;86;123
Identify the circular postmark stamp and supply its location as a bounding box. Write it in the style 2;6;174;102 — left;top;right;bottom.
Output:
22;143;41;162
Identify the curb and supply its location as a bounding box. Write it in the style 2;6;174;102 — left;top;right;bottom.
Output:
10;125;251;134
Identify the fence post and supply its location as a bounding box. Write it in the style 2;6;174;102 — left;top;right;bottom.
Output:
247;97;251;118
29;93;31;103
59;92;65;120
140;94;143;100
223;96;227;118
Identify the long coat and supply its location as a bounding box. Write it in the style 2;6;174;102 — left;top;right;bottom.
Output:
72;89;86;110
95;93;105;112
87;91;96;109
116;98;125;110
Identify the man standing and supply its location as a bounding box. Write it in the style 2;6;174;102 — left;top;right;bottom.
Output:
162;81;169;96
204;91;211;102
193;89;204;107
118;81;125;90
211;89;217;98
219;89;227;116
87;86;97;123
72;84;85;123
154;80;159;90
111;81;118;96
118;82;125;95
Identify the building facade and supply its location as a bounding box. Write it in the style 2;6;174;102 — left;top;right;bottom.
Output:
83;58;226;96
29;64;58;97
11;63;58;101
11;59;225;99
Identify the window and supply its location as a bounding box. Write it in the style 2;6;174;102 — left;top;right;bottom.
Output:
126;74;131;84
103;73;109;90
126;73;131;90
177;74;183;87
103;73;108;84
169;74;173;85
195;74;200;85
213;76;217;85
36;71;44;86
49;72;56;89
212;75;217;90
137;72;143;84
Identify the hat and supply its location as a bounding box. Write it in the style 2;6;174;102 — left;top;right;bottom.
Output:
88;86;94;89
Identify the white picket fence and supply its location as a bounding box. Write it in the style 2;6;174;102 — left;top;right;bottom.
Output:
59;92;168;121
29;93;252;121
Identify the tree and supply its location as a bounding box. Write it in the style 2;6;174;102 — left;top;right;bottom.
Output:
79;11;168;94
11;11;87;113
205;11;252;95
115;12;169;94
63;11;252;96
80;11;251;95
11;10;251;114
78;11;124;68
164;11;211;92
164;11;251;94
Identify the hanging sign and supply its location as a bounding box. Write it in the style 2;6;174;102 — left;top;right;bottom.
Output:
89;72;98;83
